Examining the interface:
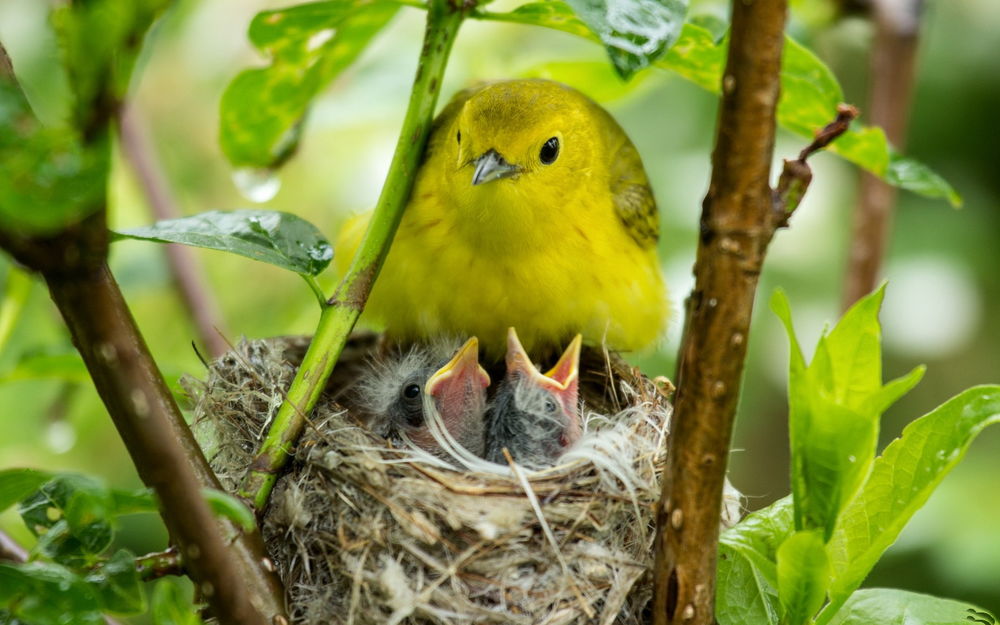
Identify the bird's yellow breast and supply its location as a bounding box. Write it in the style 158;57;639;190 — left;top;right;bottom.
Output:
336;79;668;357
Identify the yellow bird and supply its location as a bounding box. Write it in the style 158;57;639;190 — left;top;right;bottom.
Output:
337;79;667;356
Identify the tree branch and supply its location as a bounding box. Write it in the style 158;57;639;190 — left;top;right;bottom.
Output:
119;104;230;358
0;41;286;625
842;0;923;309
652;1;789;623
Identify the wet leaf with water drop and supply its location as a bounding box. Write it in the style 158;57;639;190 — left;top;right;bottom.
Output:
114;210;333;276
220;0;401;169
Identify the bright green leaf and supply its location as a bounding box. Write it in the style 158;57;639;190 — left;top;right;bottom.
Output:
771;287;924;540
0;561;103;625
824;386;1000;607
776;530;829;625
110;488;158;516
85;549;146;615
151;578;204;625
720;496;795;589
886;152;962;207
519;60;651;102
716;543;781;625
220;0;401;169
562;0;687;78
202;488;256;532
114;210;333;276
0;469;52;514
827;589;995;625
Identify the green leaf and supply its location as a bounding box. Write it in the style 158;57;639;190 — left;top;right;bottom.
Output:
110;488;158;516
770;287;924;540
52;0;172;129
151;578;204;625
824;386;1000;607
0;469;52;514
716;543;781;625
202;488;256;531
20;475;115;562
220;0;401;169
562;0;687;78
886;152;962;207
0;561;103;625
720;496;795;590
827;589;995;625
114;210;333;276
85;549;146;615
519;60;651;102
776;530;829;625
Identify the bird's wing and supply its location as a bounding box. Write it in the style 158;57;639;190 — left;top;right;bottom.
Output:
601;111;660;249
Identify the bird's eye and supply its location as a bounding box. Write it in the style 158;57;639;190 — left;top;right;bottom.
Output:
403;383;421;399
544;398;559;414
456;130;461;144
539;137;560;165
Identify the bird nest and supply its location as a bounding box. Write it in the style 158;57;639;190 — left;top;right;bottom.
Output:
186;334;741;625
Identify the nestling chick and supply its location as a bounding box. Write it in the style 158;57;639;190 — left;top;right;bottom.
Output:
485;328;582;467
337;79;668;357
357;338;490;460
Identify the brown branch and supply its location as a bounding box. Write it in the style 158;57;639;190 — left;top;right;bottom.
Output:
0;529;28;563
119;105;230;358
136;547;184;581
651;1;789;624
842;0;923;309
0;41;286;625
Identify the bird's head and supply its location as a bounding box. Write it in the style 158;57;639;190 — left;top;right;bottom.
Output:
446;80;600;228
502;327;582;450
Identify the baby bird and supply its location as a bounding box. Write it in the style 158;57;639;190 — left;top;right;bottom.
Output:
485;328;582;467
337;79;668;357
358;338;490;460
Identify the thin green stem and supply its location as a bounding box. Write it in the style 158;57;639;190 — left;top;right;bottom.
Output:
0;265;32;354
301;273;327;307
237;0;466;512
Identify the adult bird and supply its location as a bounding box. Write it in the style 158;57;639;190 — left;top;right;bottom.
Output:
484;328;582;467
336;79;667;357
357;337;490;461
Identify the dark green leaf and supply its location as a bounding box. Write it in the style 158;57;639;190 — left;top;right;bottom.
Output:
827;589;995;625
19;474;114;562
201;489;256;532
151;578;204;625
776;530;829;625
114;210;333;276
0;469;52;514
220;0;401;169
562;0;687;78
825;386;1000;605
85;549;146;615
0;561;103;625
770;287;924;539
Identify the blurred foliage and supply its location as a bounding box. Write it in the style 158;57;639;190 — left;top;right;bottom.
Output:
0;0;997;620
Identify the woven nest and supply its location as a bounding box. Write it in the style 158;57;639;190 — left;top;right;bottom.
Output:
186;334;742;625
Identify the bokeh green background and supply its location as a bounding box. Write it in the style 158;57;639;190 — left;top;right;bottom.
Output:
1;0;997;619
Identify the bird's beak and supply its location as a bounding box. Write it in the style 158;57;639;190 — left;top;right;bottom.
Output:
425;337;491;420
472;149;519;186
505;328;583;445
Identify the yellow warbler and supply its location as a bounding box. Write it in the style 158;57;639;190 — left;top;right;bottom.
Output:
337;79;667;356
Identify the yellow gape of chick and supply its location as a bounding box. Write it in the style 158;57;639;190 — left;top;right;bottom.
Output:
337;79;668;356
